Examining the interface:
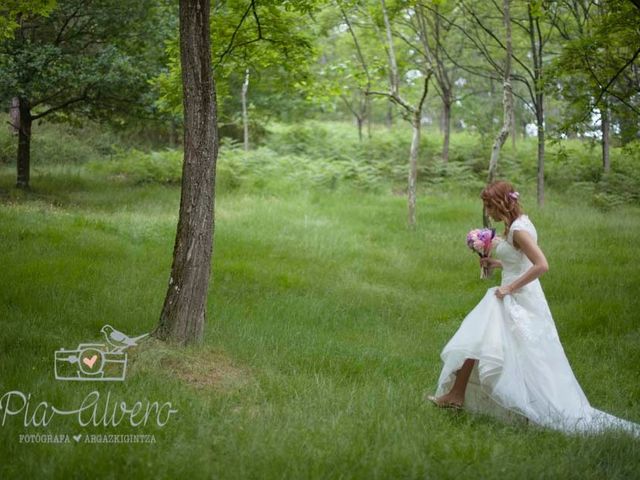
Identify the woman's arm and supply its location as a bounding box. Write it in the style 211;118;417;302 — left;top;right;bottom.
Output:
495;230;549;299
480;257;503;269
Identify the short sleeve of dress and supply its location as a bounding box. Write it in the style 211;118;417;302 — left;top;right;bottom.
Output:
508;215;537;245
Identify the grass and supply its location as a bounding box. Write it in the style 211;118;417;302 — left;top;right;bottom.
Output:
1;163;639;479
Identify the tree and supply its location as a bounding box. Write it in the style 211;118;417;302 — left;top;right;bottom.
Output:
151;0;218;346
485;0;513;227
311;2;388;140
551;0;640;169
241;68;250;150
487;0;513;186
0;0;56;40
152;0;317;134
398;1;460;163
339;3;373;141
335;0;434;228
525;0;547;207
0;0;169;189
151;0;323;346
432;0;556;207
362;0;433;229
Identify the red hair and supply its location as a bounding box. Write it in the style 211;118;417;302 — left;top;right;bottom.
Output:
481;180;523;235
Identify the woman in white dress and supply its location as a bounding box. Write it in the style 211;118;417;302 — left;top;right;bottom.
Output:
426;180;640;438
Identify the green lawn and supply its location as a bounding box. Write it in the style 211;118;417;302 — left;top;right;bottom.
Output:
1;165;639;479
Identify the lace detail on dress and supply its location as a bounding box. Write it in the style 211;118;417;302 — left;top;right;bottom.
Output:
504;295;560;344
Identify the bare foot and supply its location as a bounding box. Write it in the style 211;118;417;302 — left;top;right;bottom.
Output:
426;392;464;409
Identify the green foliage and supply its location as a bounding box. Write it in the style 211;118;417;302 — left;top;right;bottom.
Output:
0;0;171;125
0;115;115;165
0;0;56;40
88;147;183;185
219;118;269;146
152;0;318;123
535;140;640;211
88;141;388;193
1;164;640;478
548;0;640;139
82;121;640;208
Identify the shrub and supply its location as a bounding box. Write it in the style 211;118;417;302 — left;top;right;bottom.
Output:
21;118;639;208
0;114;115;165
88;147;182;184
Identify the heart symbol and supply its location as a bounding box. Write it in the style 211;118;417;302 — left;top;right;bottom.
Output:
83;355;98;368
73;434;82;442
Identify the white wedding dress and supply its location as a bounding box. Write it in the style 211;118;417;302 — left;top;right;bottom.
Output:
432;214;640;438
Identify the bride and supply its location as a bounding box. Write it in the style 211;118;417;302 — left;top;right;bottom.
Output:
426;180;640;438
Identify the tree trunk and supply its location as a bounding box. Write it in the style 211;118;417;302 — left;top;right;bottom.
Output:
528;1;544;208
379;0;430;229
16;96;32;189
486;0;512;214
242;68;249;151
366;96;372;139
487;103;511;186
9;97;19;135
356;116;363;142
601;104;610;173
169;120;175;147
442;94;451;163
386;101;393;129
408;111;420;229
536;95;545;208
510;103;516;150
152;0;218;346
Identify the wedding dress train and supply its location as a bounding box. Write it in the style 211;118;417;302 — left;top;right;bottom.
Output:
432;214;640;438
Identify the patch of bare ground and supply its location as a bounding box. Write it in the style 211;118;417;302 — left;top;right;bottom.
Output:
128;337;251;392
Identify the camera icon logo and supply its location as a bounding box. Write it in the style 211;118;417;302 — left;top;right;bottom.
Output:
54;324;149;382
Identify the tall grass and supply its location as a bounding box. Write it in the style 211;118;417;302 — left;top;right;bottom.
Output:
1;158;639;479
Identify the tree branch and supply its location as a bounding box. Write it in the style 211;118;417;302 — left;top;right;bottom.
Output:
459;0;535;82
591;46;640;112
213;0;254;69
31;94;88;120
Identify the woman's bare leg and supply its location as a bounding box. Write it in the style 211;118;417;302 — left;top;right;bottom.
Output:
433;358;477;406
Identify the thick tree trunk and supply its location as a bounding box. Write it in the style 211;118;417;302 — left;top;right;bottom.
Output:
408;112;420;229
242;68;249;151
601;105;610;173
442;95;451;163
152;0;218;346
16;97;32;189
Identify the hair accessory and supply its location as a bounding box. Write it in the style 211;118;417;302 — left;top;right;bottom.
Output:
508;191;520;200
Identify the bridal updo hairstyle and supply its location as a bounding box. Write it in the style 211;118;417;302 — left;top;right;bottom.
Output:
481;180;523;236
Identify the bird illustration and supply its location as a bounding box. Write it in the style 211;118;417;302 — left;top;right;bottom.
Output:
100;325;149;353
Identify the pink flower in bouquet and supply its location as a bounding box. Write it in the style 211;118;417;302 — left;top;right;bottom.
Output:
466;227;496;279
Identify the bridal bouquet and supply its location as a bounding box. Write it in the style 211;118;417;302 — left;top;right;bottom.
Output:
466;228;496;279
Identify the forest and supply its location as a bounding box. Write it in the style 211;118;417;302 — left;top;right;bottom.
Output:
1;1;640;479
